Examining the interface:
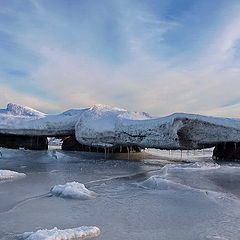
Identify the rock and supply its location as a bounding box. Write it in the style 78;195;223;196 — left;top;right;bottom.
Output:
213;142;240;160
62;136;142;153
0;134;48;150
62;136;85;151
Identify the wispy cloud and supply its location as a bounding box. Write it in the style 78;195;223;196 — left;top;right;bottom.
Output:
1;0;240;117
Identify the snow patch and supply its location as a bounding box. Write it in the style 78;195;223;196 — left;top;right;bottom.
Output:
0;170;26;180
51;182;97;200
21;226;100;240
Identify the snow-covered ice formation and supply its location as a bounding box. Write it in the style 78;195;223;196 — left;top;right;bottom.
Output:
75;104;240;149
0;169;26;180
1;103;240;150
21;226;100;240
51;182;97;200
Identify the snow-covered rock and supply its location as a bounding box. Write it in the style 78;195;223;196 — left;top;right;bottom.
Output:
51;182;97;200
0;170;26;180
21;226;100;240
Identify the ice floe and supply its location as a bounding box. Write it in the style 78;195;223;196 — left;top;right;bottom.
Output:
0;169;26;180
51;182;97;200
21;226;100;240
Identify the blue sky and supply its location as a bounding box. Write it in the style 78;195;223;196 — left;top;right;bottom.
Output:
1;0;240;116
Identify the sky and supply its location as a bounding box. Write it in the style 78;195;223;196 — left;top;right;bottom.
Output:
1;0;240;117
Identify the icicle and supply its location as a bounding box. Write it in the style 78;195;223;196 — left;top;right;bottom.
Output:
120;146;122;153
127;146;130;160
223;142;226;150
104;147;107;160
234;142;237;151
180;150;183;159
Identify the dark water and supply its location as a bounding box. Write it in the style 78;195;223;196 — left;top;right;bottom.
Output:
0;148;240;240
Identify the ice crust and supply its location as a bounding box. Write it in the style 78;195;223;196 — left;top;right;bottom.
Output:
2;103;240;149
21;226;100;240
0;169;26;180
51;182;97;200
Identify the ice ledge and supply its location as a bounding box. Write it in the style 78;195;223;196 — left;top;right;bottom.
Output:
75;105;240;150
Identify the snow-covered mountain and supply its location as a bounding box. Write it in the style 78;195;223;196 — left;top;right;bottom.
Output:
4;103;46;117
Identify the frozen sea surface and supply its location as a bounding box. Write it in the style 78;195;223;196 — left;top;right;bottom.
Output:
0;148;240;240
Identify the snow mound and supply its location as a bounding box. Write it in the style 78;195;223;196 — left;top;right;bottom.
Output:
51;182;97;200
0;170;26;180
139;176;186;191
21;226;100;240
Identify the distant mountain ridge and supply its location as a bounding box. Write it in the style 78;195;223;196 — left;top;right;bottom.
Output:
1;103;46;117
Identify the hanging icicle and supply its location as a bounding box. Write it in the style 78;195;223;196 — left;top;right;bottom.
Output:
127;146;130;160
